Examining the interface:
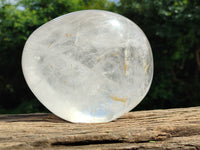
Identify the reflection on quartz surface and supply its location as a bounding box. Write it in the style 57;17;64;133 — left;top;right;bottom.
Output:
110;19;121;28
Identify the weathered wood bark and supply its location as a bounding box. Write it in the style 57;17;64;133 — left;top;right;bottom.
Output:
0;107;200;150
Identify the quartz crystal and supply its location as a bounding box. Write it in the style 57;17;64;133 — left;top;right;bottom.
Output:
22;10;153;123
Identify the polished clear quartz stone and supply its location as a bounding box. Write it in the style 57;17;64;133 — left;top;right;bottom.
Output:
22;10;153;123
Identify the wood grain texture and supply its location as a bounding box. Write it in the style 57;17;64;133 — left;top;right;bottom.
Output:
0;107;200;150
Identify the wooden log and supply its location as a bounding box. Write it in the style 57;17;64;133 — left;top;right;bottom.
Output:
0;107;200;150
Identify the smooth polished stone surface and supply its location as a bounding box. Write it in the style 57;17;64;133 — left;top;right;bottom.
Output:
22;10;153;123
